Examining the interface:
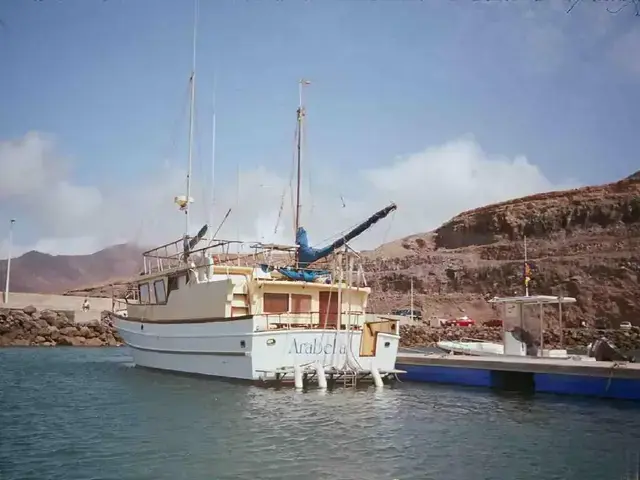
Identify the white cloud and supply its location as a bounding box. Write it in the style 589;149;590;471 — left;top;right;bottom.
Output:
0;131;574;258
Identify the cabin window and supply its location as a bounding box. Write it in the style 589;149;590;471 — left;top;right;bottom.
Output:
263;293;289;313
290;294;312;313
154;279;167;304
139;283;151;304
167;274;183;295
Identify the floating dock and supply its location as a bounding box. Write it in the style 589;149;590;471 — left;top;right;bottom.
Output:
395;352;640;401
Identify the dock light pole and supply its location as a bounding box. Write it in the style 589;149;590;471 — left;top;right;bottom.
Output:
4;219;15;304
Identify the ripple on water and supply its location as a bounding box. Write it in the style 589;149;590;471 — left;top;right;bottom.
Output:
1;348;640;480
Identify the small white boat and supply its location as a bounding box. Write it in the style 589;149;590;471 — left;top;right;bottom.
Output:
436;295;595;361
436;339;575;359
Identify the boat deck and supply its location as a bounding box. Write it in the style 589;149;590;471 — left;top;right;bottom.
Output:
395;352;640;400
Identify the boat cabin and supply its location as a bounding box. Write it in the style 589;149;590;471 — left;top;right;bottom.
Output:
125;238;375;330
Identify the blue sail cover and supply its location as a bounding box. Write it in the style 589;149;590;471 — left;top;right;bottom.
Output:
259;263;330;283
295;202;397;268
257;202;396;283
277;267;330;282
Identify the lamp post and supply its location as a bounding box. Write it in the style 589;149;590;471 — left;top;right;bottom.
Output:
4;219;15;304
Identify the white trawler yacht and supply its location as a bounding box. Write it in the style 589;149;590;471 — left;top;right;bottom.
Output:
113;219;401;386
113;3;402;387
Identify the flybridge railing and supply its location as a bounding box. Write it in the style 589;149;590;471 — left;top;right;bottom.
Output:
140;237;370;287
141;237;301;275
262;311;368;330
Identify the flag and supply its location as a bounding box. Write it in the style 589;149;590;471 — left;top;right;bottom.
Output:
524;262;531;286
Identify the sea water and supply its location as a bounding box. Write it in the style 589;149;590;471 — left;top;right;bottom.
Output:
1;347;639;480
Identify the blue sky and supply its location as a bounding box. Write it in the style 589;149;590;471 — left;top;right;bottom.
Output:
0;0;639;256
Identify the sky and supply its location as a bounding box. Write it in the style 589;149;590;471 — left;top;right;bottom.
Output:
0;0;639;258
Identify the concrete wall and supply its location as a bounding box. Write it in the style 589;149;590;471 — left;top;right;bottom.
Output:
1;292;114;312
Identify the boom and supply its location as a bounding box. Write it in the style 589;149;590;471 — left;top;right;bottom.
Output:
295;202;397;268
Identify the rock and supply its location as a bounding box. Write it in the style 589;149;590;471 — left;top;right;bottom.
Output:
35;319;49;330
59;326;78;337
22;305;37;315
10;310;31;325
57;336;74;346
0;306;122;348
84;337;104;347
78;326;92;338
39;309;58;325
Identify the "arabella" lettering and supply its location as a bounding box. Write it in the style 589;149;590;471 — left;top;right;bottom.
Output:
288;338;348;355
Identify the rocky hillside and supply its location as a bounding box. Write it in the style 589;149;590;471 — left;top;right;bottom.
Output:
5;172;639;330
363;171;640;328
0;244;144;294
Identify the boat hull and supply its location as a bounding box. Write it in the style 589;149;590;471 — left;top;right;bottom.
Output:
435;340;592;360
114;316;399;381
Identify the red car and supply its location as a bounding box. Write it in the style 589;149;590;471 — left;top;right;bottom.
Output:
440;316;476;327
455;316;475;327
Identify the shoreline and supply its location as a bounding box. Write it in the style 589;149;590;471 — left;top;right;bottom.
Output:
0;306;123;347
2;305;639;351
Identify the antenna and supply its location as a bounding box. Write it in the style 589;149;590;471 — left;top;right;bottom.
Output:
184;0;199;238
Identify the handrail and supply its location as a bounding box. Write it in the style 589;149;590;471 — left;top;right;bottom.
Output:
140;245;369;286
263;311;368;330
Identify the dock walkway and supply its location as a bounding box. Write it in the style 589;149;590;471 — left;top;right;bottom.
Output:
396;352;640;401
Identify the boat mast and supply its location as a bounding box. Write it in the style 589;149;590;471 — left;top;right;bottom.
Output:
210;77;216;234
185;0;199;238
294;79;310;239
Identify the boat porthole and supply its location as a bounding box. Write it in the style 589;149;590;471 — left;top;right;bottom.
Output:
266;338;276;346
384;342;390;348
240;341;246;348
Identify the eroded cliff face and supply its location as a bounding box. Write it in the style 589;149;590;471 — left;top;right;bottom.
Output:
363;172;640;328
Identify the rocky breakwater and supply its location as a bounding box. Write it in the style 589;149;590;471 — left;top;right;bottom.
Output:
0;306;123;347
400;324;640;351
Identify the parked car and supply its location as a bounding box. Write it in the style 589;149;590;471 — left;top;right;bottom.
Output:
439;316;476;327
620;321;632;330
391;309;422;321
455;316;475;327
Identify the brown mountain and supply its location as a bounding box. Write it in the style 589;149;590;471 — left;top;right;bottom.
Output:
0;244;145;295
363;170;640;328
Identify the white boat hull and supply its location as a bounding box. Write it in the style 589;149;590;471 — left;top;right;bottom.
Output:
115;316;400;381
436;340;586;359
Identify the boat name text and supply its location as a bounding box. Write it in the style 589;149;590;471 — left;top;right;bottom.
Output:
288;338;348;355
